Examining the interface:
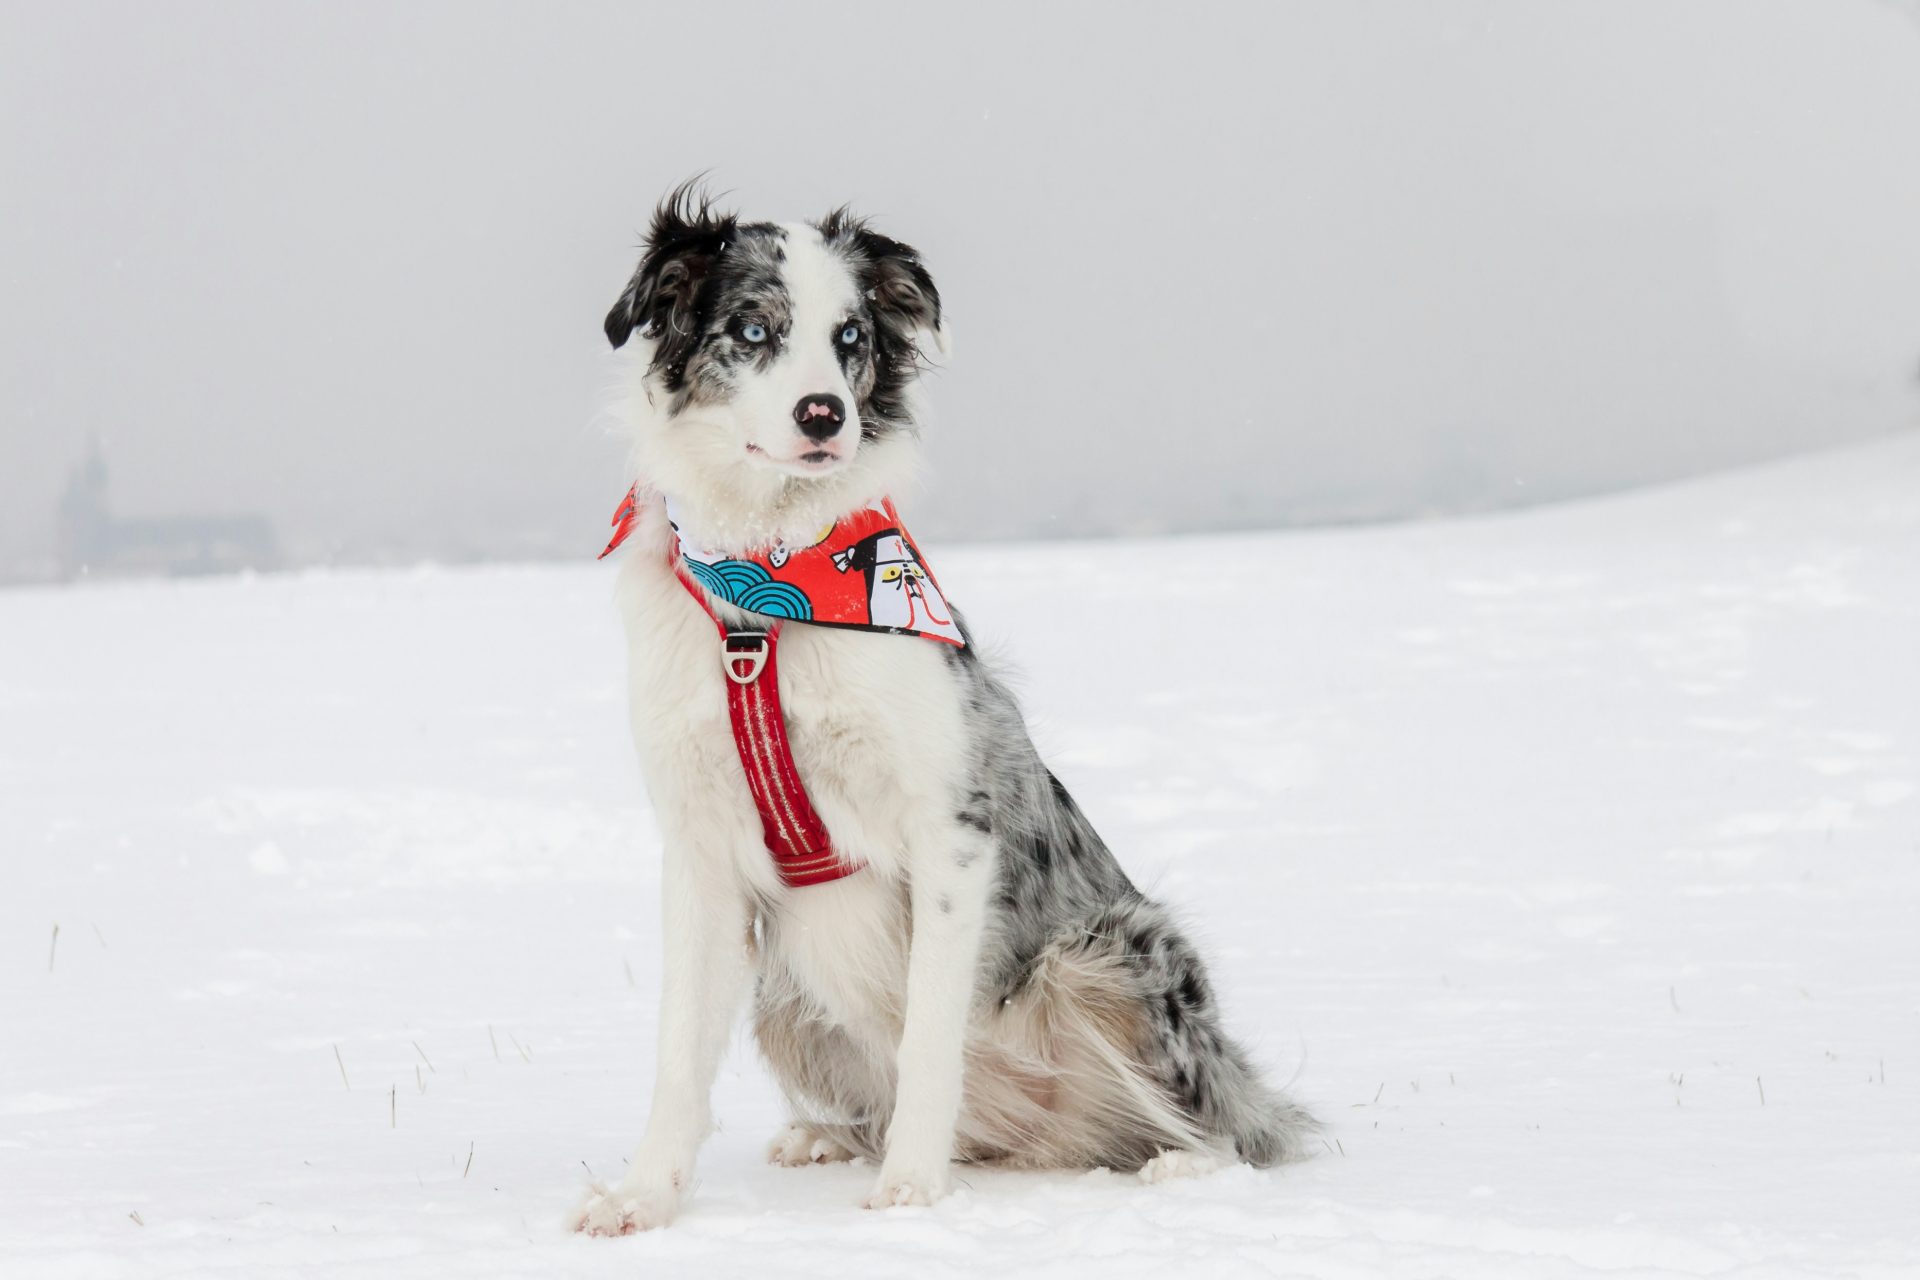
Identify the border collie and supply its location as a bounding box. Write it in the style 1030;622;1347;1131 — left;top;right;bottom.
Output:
572;182;1315;1233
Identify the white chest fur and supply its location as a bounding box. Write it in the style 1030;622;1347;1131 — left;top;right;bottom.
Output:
613;502;971;1031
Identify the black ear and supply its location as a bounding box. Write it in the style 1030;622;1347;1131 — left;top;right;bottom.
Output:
819;207;947;357
604;179;737;351
862;231;946;355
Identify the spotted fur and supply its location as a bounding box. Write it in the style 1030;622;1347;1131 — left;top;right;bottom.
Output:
571;183;1314;1236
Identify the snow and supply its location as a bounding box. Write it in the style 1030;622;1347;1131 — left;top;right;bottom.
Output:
3;436;1917;1278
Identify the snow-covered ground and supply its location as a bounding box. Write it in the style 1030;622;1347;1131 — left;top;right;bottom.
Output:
3;437;1917;1279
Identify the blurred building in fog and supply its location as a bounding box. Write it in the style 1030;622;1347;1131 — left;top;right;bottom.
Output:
57;438;278;580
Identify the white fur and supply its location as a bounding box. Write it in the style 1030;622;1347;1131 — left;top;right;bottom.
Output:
1138;1147;1231;1184
725;226;868;474
768;1122;858;1167
572;226;990;1232
567;501;991;1232
568;222;1267;1243
623;224;928;557
569;218;1256;1235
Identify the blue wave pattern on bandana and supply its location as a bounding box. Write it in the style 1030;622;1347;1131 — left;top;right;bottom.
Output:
682;558;814;620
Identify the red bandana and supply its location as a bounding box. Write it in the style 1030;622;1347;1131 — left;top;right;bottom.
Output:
598;484;963;889
600;485;965;647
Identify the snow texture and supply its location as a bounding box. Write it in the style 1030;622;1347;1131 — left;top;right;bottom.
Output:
3;437;1917;1278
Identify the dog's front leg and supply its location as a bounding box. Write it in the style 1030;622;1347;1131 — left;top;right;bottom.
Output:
867;816;995;1209
572;836;752;1235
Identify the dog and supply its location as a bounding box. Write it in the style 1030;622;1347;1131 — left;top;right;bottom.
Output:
571;182;1315;1234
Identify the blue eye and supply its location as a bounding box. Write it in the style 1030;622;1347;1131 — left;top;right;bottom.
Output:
839;324;861;346
740;322;768;343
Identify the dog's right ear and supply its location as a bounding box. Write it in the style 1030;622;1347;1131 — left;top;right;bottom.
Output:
604;179;737;351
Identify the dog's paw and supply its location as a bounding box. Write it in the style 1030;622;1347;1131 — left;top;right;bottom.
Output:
567;1181;680;1236
1138;1148;1230;1185
768;1122;857;1167
863;1165;949;1209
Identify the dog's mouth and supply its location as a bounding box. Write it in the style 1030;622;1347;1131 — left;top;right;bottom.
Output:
747;443;846;474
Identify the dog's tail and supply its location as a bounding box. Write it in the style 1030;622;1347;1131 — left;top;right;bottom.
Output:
1204;1047;1319;1167
1039;897;1320;1169
1121;897;1320;1167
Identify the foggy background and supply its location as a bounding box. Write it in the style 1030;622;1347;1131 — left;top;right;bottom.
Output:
4;0;1919;584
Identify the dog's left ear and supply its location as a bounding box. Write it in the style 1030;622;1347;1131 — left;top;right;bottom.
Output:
820;209;949;361
858;228;950;359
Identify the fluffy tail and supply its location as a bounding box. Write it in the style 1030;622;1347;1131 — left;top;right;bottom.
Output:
1206;1048;1319;1166
1068;896;1320;1167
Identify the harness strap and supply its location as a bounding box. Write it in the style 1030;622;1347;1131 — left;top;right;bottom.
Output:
678;567;862;888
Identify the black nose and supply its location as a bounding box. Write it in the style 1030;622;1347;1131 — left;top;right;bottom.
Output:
792;393;846;441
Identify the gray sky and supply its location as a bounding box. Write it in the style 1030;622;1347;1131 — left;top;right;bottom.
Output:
4;0;1919;580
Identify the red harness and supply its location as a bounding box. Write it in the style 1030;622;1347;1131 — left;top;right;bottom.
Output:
601;487;861;888
682;576;864;888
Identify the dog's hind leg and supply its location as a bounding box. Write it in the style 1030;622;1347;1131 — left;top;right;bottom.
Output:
1138;1146;1234;1183
767;1121;860;1166
570;826;755;1235
753;972;892;1166
863;813;997;1209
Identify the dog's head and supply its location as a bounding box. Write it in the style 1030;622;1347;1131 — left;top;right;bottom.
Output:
605;182;947;518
